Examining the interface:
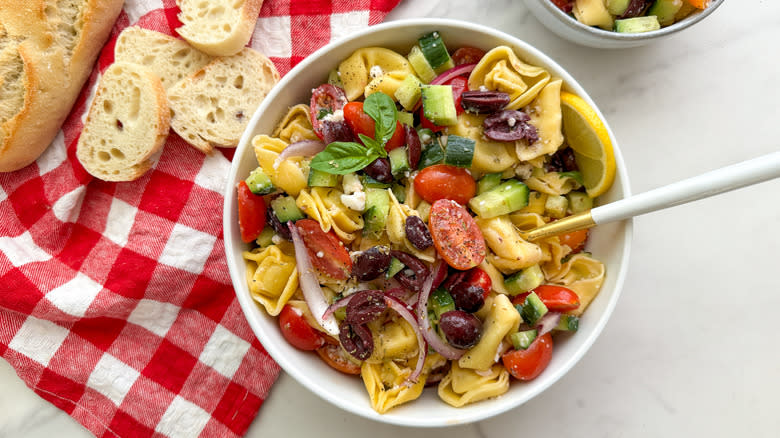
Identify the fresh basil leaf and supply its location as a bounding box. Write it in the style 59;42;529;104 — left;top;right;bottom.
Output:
317;108;333;120
358;133;387;158
558;171;584;185
363;92;397;146
310;142;378;175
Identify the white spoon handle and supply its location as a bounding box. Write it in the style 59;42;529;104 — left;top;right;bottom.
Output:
592;151;780;225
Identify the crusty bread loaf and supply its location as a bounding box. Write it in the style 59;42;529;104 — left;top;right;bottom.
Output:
167;47;279;154
0;0;124;172
114;26;213;90
175;0;263;57
76;62;170;181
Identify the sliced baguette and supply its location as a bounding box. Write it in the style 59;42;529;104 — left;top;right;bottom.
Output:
167;47;279;154
114;26;213;90
175;0;264;57
76;62;170;181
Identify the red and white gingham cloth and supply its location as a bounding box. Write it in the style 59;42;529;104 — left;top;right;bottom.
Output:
0;1;400;436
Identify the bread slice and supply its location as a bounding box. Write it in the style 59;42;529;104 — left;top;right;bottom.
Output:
167;47;279;154
175;0;264;57
76;62;170;181
114;26;213;90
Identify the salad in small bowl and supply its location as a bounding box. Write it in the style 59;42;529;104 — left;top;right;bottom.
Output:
224;19;631;426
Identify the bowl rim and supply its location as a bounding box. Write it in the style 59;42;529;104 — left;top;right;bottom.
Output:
224;17;634;427
532;0;725;41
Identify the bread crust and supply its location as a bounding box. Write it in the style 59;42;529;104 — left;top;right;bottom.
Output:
0;0;124;172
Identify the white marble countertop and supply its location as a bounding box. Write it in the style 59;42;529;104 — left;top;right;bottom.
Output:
2;1;779;437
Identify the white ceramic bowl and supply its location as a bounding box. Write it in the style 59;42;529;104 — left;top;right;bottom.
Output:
224;18;632;427
524;0;724;49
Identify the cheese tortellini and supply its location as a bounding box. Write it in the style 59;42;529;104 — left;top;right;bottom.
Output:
243;245;298;316
438;362;510;408
253;135;309;196
272;104;320;144
296;187;364;243
338;47;415;101
468;46;551;110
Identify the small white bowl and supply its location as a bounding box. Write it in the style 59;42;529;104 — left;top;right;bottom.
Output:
524;0;724;49
223;18;632;427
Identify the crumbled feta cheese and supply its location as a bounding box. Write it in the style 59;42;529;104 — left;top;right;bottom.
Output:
316;251;324;258
342;173;363;195
420;132;431;144
507;117;516;127
369;65;384;78
320;108;344;123
479;85;489;92
271;234;284;245
341;191;366;211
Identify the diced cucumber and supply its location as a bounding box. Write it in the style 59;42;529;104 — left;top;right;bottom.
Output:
429;288;455;322
567;191;593;214
545;194;568;219
255;227;276;247
391;183;406;203
397;111;414;127
360;174;392;189
416;200;431;223
615;16;661;33
418;31;454;73
606;0;631;15
421;85;458;126
407;45;436;84
468;179;529;218
386;256;405;278
245;167;275;195
334;306;347;321
307;168;339;188
327;69;343;88
510;329;538;350
363;188;390;238
394;74;423;111
504;264;545;295
418;139;445;169
648;0;684;26
443;135;475;168
389;147;410;176
477;173;502;195
270;196;304;223
519;191;547;215
556;314;580;332
519;292;548;326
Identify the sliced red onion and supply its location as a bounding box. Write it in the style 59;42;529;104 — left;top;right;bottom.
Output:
537;312;561;336
322;293;356;321
384;295;427;384
277;140;326;164
416;261;466;360
430;63;477;85
431;260;448;289
288;222;339;336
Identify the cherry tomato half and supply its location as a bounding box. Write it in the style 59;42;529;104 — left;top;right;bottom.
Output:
511;285;580;312
429;199;486;270
452;47;487;65
316;343;362;375
559;229;588;254
464;267;492;300
279;304;325;351
502;332;553;381
237;180;266;243
294;219;352;280
414;164;476;205
445;76;468;116
550;0;574;13
310;84;348;139
342;101;405;151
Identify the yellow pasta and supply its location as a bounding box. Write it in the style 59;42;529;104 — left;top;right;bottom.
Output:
272;104;320;144
252;134;309;196
525;169;582;196
338;47;415;101
544;253;606;316
438;362;510;408
468;46;551;110
296;187;364;243
517;79;564;162
477;215;543;273
367;315;419;363
361;359;426;413
243;245;298;316
509;212;571;270
387;190;437;262
458;294;520;371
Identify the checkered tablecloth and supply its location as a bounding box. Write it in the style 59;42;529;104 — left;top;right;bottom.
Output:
0;1;400;437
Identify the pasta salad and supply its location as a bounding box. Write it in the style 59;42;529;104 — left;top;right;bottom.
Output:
237;31;611;413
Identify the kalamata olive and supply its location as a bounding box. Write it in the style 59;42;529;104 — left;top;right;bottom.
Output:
621;0;651;18
339;321;373;360
345;290;386;325
450;281;485;313
404;124;421;169
425;361;451;387
389;250;429;292
266;205;291;240
363;157;393;183
352;246;391;281
460;90;511;113
483;110;539;144
321;120;353;144
439;310;482;349
545;147;579;173
405;216;433;250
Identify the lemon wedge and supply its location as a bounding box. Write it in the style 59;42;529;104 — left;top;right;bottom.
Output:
560;91;616;198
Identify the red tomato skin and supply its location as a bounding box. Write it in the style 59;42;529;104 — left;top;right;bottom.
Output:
316;343;362;375
237;180;266;243
559;229;588;254
550;0;574;13
511;285;580;312
294;219;352;280
413;164;476;205
343;101;404;150
279;304;325;351
464;267;492;299
420;109;445;133
310;84;348;139
429;199;486;270
445;76;468;116
452;47;487;65
502;333;553;381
